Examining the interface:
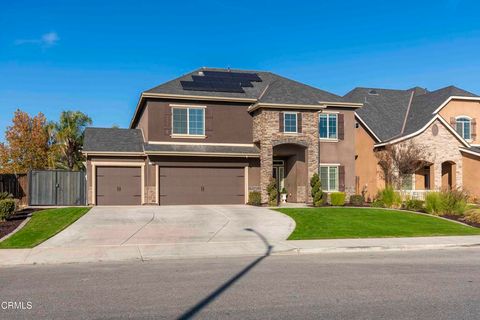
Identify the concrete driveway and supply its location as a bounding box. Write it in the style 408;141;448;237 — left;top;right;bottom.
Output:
39;205;295;248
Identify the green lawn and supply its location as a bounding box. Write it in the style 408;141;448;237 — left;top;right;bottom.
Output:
277;207;480;240
0;207;90;249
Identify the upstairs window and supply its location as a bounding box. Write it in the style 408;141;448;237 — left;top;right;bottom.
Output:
456;116;472;140
172;107;205;136
319;113;338;139
284;112;298;133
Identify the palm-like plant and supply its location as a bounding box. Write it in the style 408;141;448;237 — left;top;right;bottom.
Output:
50;111;92;170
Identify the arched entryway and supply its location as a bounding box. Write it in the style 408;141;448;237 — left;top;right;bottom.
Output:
414;161;434;190
272;143;308;203
441;161;456;190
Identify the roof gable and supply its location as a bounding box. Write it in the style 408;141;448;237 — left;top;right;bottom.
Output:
348;85;478;143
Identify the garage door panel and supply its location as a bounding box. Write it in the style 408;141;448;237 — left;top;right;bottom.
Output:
96;166;141;205
160;167;244;205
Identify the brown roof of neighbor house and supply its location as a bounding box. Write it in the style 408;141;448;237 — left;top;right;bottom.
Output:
345;85;478;142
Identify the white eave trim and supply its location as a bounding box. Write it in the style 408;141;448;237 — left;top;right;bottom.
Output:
460;148;480;157
248;101;362;113
374;114;470;148
147;141;256;147
83;151;145;156
130;92;257;128
145;151;260;157
432;96;480;114
355;113;381;142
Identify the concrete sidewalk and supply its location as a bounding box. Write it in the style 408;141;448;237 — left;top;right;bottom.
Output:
1;235;480;266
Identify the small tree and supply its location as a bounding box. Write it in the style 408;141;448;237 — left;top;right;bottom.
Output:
0;110;50;174
310;173;325;207
266;178;278;206
375;141;430;190
49;111;92;170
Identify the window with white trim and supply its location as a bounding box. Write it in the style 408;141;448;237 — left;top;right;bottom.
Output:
319;113;338;139
284;112;298;133
456;117;472;140
172;107;205;136
319;166;338;191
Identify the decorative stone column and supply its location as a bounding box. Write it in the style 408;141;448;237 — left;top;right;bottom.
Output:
260;142;273;203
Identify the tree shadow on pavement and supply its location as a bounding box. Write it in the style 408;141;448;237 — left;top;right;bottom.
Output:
176;228;273;320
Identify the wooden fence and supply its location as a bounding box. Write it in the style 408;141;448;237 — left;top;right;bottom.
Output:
0;174;28;206
0;171;86;206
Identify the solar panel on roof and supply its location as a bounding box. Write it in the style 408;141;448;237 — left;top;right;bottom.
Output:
181;70;261;93
202;71;262;82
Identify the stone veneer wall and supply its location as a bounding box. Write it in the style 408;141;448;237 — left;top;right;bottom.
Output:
253;109;319;203
409;119;463;189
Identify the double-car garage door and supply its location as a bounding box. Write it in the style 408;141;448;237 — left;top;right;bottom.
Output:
159;167;245;205
95;166;245;205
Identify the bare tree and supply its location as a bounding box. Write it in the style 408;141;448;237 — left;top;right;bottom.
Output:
375;141;430;189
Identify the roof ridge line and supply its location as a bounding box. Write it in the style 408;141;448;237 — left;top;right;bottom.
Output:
400;91;415;134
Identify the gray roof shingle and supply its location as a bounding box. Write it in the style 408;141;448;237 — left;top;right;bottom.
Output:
144;143;260;155
344;87;413;141
145;67;347;105
346;85;478;142
83;128;144;153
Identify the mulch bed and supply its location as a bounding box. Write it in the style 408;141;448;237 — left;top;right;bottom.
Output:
442;214;480;228
0;208;41;239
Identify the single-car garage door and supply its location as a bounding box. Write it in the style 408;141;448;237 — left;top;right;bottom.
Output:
159;167;245;205
96;166;142;205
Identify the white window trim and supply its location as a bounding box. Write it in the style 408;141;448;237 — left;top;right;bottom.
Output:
319;113;338;141
283;112;298;134
319;165;339;192
455;115;473;141
171;107;206;138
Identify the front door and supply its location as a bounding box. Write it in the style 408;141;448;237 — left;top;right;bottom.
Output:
273;160;285;192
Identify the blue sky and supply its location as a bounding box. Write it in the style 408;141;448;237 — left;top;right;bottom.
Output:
1;0;479;139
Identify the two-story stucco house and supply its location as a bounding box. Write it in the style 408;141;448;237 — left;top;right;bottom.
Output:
351;86;480;200
83;68;361;205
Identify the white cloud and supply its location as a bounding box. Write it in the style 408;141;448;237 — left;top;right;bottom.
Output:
15;32;59;47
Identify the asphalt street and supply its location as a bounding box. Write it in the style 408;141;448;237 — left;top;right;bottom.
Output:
1;248;480;319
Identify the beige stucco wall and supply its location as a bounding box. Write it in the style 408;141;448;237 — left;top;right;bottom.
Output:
462;153;480;199
439;99;480;144
354;122;380;200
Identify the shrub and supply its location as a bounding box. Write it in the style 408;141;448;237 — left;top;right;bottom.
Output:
377;186;402;208
349;195;365;206
248;191;262;206
266;178;278;206
0;199;16;221
371;199;385;208
439;189;468;216
404;199;424;212
330;192;346;206
310;173;325;207
464;209;480;224
0;192;13;201
425;192;442;215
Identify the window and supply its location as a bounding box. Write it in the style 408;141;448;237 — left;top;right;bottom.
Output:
320;166;338;191
319;113;338;139
172;107;205;136
284;112;298;133
401;174;413;190
456;117;472;140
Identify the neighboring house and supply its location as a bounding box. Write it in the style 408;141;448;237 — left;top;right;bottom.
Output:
349;86;480;200
83;68;361;206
